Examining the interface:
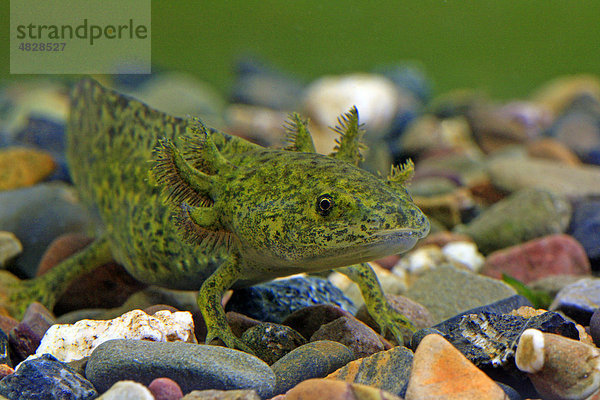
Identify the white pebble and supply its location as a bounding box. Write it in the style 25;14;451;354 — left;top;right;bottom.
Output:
441;241;485;272
515;328;545;373
97;380;153;400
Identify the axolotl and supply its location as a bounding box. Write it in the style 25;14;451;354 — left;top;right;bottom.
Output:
0;78;429;351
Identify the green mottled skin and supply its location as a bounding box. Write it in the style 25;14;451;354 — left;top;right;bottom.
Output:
0;79;429;351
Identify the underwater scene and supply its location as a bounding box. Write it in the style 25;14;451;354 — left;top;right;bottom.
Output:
0;2;600;399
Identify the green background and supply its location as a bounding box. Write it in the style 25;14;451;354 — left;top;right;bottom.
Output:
2;1;599;99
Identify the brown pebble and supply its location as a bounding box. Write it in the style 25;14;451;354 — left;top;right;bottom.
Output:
527;138;581;165
0;147;56;191
285;378;403;400
310;316;387;359
0;364;14;379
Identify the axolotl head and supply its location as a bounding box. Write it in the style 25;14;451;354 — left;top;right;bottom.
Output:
152;110;429;274
220;150;429;270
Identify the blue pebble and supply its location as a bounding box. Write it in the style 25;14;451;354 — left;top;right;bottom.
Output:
0;354;97;400
15;116;66;154
568;199;600;264
226;276;356;323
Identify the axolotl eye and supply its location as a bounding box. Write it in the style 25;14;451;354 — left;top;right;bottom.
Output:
316;194;334;216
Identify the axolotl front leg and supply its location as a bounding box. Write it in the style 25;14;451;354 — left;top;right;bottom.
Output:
337;263;415;346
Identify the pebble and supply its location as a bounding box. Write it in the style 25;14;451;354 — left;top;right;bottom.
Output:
0;182;93;278
224;104;288;147
24;309;196;364
240;322;306;365
285;378;404;400
280;304;355;340
515;329;600;400
310;316;388;359
8;302;55;363
226;276;356;323
182;389;259;399
0;353;97;400
37;233;147;314
224;311;261;339
326;345;413;398
270;340;353;395
550;278;600;324
97;380;154;399
467;103;531;153
526;138;581;165
0;231;22;269
413;187;476;229
405;264;517;323
86;339;275;397
399;115;477;155
0;364;14;380
487;156;600;200
454;188;572;254
0;329;10;366
148;377;184;400
0;147;56;191
592;309;600;347
532;74;600;116
567;199;600;265
405;333;509;400
481;234;591;283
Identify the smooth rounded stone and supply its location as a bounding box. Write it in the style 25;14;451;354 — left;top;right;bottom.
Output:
0;147;56;191
454;188;572;255
8;302;55;362
496;382;523;400
466;104;531;153
416;151;488;188
405;334;509;400
148;377;184;400
529;274;588;301
568;199;600;264
182;389;259;399
310;316;388;359
526;138;581;165
226;276;356;323
532;74;600;116
231;58;304;111
286;378;403;400
281;304;355;340
592;309;600;347
417;231;474;248
413;187;477;229
270;340;353;395
488;156;600;200
410;175;460;198
327;345;413;398
0;231;22;268
25;309;196;364
404;264;517;324
97;380;154;400
0;364;14;380
0;353;97;400
240;322;306;365
0;315;18;336
550;278;600;325
0;329;11;366
0;182;93;278
356;294;434;339
515;329;600;400
400;114;477;156
86;339;275;397
224;104;288;147
432;310;578;370
224;311;261;339
481;234;591;283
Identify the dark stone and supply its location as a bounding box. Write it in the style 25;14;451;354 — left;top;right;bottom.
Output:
409;328;444;351
226;276;356;323
281;304;354;340
9;302;56;363
271;340;353;395
590;308;600;347
0;329;11;367
567;199;600;267
86;339;275;398
496;381;523;400
241;322;306;365
550;278;600;325
0;353;97;400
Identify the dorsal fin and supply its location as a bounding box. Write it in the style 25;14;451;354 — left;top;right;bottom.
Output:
183;118;234;174
387;159;415;186
283;113;316;153
330;106;366;166
151;138;215;207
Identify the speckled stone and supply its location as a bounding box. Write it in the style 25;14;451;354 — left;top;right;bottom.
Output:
327;345;413;398
0;329;11;366
405;334;509;400
281;304;355;340
148;377;184;400
0;182;93;278
270;340;354;395
487;156;600;200
0;147;56;191
405;264;517;324
0;231;22;268
310;316;388;359
455;188;571;254
8;302;55;362
226;276;356;323
550;278;600;325
0;353;97;400
481;234;591;283
240;322;306;365
97;380;153;399
285;378;404;400
86;339;275;398
182;389;259;399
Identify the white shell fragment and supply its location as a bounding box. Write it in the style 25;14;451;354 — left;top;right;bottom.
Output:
515;328;545;373
24;309;196;364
